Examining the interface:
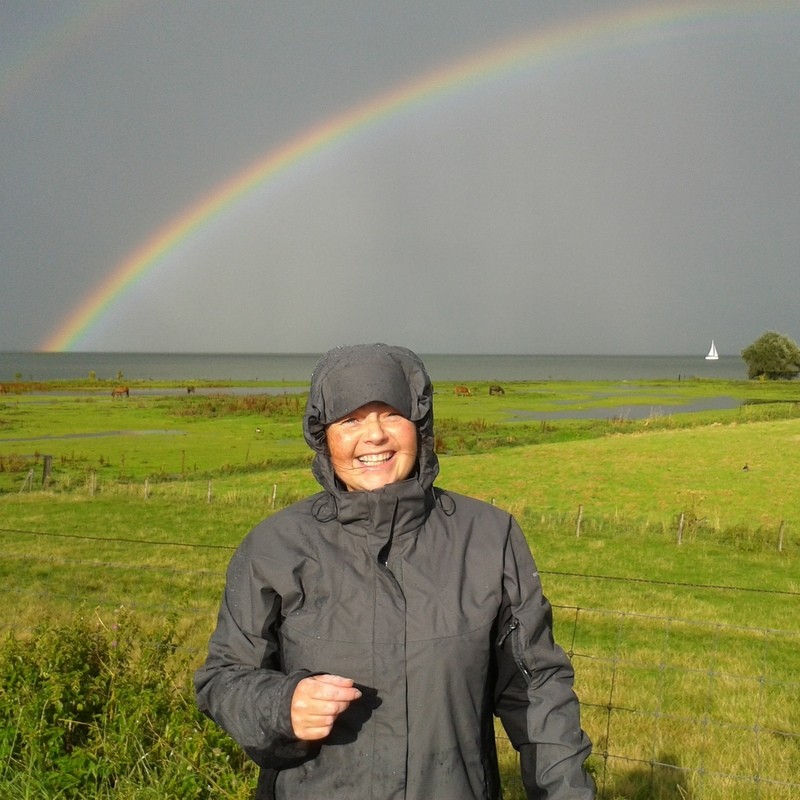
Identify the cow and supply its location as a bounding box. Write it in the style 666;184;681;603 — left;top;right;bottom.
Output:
111;386;129;398
454;385;471;397
489;384;505;396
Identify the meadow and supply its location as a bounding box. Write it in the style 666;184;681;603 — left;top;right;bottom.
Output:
1;378;798;798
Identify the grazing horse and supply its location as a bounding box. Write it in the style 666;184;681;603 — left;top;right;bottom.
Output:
186;386;195;394
111;386;129;398
454;385;471;397
0;384;6;395
489;384;505;396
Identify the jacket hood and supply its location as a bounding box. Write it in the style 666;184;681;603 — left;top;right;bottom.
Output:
303;344;439;496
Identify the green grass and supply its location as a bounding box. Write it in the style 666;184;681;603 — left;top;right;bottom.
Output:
1;378;799;798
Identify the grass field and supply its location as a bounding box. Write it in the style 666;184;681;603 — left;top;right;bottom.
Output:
1;378;798;798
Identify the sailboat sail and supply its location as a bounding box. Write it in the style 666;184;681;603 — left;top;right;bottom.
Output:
705;340;719;360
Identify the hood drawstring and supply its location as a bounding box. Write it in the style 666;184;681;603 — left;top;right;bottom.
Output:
312;493;338;522
434;487;456;516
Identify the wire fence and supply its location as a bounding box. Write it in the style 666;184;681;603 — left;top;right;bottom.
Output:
1;525;798;799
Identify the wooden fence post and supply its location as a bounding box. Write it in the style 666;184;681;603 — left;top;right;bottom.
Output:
677;512;685;545
41;455;52;488
271;484;278;509
20;468;34;493
778;520;785;553
576;504;584;538
207;480;212;504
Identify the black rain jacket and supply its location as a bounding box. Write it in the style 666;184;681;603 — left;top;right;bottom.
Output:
195;344;594;799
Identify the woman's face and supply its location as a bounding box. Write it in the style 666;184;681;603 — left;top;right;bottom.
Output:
326;401;418;492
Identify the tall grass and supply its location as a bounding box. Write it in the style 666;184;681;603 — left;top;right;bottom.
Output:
0;610;256;799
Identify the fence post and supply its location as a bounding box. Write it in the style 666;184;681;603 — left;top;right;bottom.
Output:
20;468;34;493
677;512;685;545
144;478;149;500
207;480;212;504
41;455;53;488
778;520;785;553
271;484;277;509
576;504;584;538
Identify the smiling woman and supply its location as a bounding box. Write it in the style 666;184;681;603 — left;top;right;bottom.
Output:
325;402;418;492
194;343;594;800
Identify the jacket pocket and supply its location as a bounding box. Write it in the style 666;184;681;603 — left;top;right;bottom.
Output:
496;618;532;684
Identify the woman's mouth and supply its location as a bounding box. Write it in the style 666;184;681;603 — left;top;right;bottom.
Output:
357;452;393;465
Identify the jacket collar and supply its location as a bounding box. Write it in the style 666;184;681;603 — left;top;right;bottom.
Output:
334;478;432;564
335;477;431;528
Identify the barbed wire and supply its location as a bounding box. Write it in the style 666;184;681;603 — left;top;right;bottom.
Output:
547;568;800;597
2;524;798;797
2;525;796;598
0;525;235;550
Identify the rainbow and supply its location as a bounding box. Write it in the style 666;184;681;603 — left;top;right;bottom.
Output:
2;1;127;113
41;0;793;351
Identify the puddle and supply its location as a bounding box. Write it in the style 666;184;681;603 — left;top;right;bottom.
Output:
512;396;741;421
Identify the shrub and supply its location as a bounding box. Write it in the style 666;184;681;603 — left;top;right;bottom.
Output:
741;330;800;380
0;609;254;799
168;393;305;419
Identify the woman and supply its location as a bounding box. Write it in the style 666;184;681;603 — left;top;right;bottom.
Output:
195;343;594;799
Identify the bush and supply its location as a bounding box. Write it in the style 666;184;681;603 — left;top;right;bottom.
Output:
741;330;800;380
0;609;255;799
168;393;305;418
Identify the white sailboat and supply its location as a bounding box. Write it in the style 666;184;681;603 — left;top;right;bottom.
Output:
705;340;719;360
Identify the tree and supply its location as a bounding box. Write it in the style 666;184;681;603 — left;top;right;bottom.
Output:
741;331;800;380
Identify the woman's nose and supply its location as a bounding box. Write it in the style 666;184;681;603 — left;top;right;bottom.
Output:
364;416;388;441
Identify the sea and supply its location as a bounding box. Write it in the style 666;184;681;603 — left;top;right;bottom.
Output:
1;352;747;383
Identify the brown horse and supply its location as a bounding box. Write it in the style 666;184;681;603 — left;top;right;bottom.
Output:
111;386;129;398
186;386;196;394
489;384;505;396
0;384;6;395
454;385;471;397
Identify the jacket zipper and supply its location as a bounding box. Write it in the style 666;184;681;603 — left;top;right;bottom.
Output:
498;618;532;683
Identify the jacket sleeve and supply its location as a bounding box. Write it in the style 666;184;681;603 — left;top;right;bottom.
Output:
194;535;316;769
494;519;595;799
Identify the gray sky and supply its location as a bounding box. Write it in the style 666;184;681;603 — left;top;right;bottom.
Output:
2;0;799;355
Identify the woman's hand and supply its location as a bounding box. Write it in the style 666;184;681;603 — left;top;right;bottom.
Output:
291;674;362;740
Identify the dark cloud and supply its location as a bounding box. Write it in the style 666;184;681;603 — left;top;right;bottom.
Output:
2;0;798;353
